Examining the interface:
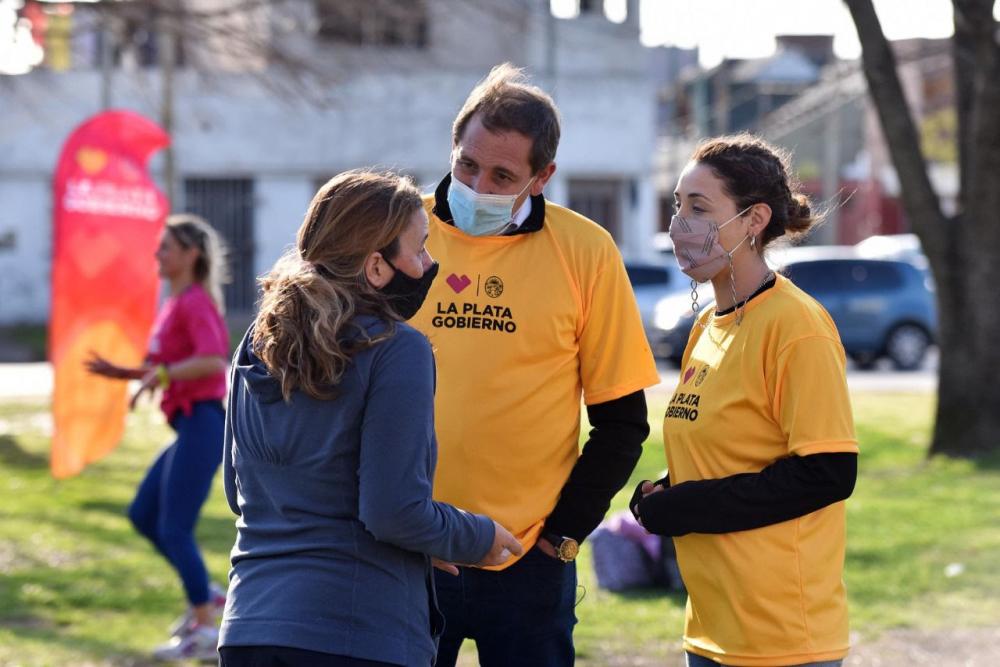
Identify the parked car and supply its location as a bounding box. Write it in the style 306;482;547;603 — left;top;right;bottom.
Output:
777;247;937;370
648;246;938;370
649;284;712;364
854;233;926;265
625;258;688;351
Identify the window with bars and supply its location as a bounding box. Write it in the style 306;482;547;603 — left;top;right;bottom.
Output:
568;179;623;243
315;0;428;48
182;178;256;313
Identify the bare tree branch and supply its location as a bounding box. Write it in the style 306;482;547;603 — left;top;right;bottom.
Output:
842;0;946;248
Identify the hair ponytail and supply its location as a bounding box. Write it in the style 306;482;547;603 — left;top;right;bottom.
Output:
252;170;424;401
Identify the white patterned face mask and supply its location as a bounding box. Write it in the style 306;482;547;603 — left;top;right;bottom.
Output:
668;205;752;283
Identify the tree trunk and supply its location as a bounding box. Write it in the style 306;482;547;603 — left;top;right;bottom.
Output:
845;0;1000;457
933;0;1000;458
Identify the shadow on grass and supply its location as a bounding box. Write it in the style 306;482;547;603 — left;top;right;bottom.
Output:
845;547;891;568
0;434;48;470
610;587;687;605
79;499;129;515
1;563;208;665
971;450;1000;472
923;448;1000;472
24;503;235;559
83;499;237;550
197;513;239;553
2;617;158;667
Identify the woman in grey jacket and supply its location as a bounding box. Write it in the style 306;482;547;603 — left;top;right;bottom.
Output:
218;170;522;667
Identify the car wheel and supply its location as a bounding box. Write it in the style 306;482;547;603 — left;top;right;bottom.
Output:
885;324;930;371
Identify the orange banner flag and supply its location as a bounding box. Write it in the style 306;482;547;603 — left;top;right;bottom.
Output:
49;110;170;478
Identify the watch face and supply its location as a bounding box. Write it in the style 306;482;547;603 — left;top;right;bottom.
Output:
558;539;580;562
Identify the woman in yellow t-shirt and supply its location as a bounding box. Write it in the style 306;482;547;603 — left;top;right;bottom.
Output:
633;134;859;667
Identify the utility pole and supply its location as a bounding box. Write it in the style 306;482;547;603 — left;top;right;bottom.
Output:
158;5;177;205
100;13;114;109
820;89;842;243
545;0;557;99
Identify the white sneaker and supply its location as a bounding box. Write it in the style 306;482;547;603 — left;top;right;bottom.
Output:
168;583;227;637
152;623;219;662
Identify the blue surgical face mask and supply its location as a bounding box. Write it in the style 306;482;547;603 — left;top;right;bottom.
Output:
446;174;535;237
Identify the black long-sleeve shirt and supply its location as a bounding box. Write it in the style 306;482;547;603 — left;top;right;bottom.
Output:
631;452;857;537
543;390;650;542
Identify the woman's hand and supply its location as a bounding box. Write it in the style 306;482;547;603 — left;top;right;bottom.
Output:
631;478;667;524
476;521;524;568
85;352;139;380
129;367;163;410
432;558;460;576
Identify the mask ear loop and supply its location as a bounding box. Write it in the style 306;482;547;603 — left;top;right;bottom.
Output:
730;209;756;325
690;279;704;330
729;254;743;326
691;220;720;330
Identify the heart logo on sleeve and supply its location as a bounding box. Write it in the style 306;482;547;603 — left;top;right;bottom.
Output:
683;366;696;384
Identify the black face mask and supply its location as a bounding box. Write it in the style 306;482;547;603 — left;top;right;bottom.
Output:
381;260;439;320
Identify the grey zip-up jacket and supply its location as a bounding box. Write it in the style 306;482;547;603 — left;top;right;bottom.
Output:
219;318;494;666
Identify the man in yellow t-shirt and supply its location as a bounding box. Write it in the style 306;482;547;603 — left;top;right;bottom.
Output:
409;63;660;666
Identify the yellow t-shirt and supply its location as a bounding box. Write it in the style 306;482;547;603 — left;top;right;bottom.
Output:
664;273;858;666
410;197;660;568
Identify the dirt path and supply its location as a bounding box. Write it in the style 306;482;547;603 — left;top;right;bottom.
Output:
845;627;1000;666
456;627;1000;666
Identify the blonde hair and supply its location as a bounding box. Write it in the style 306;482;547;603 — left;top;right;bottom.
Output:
252;169;423;402
165;214;231;313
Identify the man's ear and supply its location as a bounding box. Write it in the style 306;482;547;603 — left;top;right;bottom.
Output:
531;163;557;196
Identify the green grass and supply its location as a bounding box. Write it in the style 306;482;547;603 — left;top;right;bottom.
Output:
0;403;233;667
1;393;998;666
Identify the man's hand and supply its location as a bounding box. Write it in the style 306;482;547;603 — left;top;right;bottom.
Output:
536;535;559;559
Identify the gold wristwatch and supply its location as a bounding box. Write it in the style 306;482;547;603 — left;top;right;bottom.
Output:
541;531;579;563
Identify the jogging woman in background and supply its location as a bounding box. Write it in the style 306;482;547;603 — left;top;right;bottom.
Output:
87;214;231;661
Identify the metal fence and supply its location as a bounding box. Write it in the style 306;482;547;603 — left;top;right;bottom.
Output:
182;178;256;313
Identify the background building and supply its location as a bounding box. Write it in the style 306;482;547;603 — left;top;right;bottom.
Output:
1;0;658;322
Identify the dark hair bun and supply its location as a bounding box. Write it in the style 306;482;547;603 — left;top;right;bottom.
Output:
786;193;814;236
691;133;820;247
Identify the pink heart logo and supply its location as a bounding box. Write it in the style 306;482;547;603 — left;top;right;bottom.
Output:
683;367;696;384
446;273;472;293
